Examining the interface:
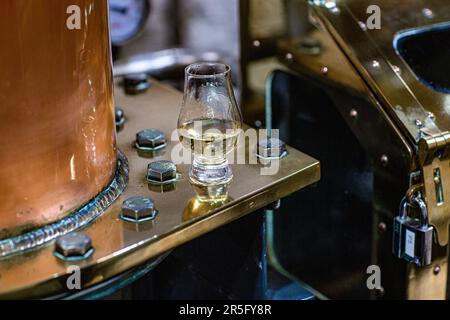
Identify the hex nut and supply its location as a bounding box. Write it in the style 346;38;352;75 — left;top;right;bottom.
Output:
136;129;167;151
257;138;288;159
123;73;151;95
54;233;94;261
147;161;177;185
115;107;125;131
121;196;158;223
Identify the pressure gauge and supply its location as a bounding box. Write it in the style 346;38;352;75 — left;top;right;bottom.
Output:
109;0;150;46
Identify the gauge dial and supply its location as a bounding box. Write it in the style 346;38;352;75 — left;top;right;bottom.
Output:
109;0;150;46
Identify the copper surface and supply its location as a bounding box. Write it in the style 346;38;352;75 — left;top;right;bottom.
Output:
0;81;320;299
0;0;117;236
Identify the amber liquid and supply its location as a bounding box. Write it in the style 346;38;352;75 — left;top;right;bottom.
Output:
179;119;240;165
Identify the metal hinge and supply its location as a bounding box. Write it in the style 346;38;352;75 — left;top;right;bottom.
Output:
418;131;450;246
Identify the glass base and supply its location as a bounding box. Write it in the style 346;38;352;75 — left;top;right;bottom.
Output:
191;183;231;203
189;159;233;202
189;159;233;185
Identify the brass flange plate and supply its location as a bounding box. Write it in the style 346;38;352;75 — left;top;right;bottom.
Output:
0;81;320;299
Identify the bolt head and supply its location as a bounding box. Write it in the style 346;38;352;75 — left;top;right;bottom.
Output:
321;66;329;75
54;233;93;261
115;107;125;131
257;138;288;159
124;73;151;95
285;53;294;62
378;222;387;233
121;196;158;222
136;129;166;151
147;161;177;184
115;107;124;121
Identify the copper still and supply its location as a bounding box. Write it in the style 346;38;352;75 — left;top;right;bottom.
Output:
0;0;117;237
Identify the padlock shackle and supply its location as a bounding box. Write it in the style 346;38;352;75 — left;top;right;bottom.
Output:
399;197;409;219
411;195;430;227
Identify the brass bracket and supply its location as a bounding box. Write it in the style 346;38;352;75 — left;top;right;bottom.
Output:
418;131;450;246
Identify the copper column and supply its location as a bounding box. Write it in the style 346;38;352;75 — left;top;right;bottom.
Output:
0;0;117;236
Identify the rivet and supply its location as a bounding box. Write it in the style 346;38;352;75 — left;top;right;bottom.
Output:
422;8;435;19
380;155;389;166
434;265;441;275
358;21;367;31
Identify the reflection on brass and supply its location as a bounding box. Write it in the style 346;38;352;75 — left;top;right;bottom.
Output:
0;0;116;235
183;197;232;222
191;182;231;203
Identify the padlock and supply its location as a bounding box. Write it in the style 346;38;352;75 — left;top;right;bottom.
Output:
393;198;412;259
403;195;433;267
392;195;433;267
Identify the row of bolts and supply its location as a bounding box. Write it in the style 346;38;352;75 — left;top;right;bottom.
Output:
55;73;287;261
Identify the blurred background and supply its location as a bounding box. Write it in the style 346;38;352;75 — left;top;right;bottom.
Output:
112;0;312;127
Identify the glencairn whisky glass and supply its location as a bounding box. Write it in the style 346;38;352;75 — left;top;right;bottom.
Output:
178;63;242;199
